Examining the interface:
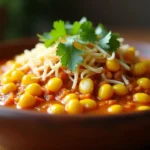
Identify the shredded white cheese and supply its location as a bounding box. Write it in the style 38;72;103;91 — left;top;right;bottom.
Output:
101;73;124;85
122;75;129;85
107;52;115;60
105;79;124;85
72;68;79;89
118;60;131;71
13;37;136;89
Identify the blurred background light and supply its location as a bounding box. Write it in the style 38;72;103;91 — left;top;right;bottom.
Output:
0;0;150;40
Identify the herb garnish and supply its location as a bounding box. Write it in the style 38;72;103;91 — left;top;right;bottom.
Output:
38;17;120;71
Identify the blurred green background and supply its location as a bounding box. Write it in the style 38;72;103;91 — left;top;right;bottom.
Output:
0;0;150;41
0;0;24;39
0;0;80;40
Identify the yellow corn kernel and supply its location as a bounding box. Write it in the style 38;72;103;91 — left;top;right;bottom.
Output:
113;84;128;96
108;104;123;114
98;84;113;100
65;99;83;114
46;77;63;92
11;63;22;69
132;62;147;76
143;60;150;73
63;93;78;104
1;83;17;94
2;70;13;77
18;93;36;108
124;47;135;61
137;78;150;90
128;46;135;51
79;78;94;94
106;59;120;72
80;99;97;110
47;104;65;114
137;106;150;111
22;74;39;85
133;93;150;104
25;83;42;96
11;70;24;82
1;76;13;85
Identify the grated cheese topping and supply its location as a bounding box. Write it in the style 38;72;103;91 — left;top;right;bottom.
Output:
107;52;115;60
122;75;129;85
101;73;124;85
13;38;136;89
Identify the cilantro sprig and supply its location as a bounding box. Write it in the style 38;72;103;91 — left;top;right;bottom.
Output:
57;37;84;71
96;23;120;52
38;17;121;71
80;21;97;42
98;32;120;52
38;20;67;47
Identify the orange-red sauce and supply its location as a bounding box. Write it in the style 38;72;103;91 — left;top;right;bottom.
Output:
0;59;150;115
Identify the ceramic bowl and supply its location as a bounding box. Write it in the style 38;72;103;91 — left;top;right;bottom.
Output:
0;39;149;150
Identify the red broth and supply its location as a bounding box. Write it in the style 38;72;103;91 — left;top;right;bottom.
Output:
0;59;150;115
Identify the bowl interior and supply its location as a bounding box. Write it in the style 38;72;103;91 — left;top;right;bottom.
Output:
125;40;150;59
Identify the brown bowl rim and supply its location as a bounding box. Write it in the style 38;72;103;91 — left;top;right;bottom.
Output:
1;106;150;123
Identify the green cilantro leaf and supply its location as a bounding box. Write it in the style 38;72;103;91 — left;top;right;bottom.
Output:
79;17;87;24
45;20;67;47
98;31;111;50
109;33;120;51
56;37;84;71
65;17;87;35
65;21;72;34
38;17;121;56
71;21;81;35
95;24;108;38
80;21;97;42
65;21;81;35
98;32;120;52
37;32;51;42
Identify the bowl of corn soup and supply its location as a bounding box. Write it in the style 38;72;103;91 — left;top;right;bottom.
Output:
0;18;149;150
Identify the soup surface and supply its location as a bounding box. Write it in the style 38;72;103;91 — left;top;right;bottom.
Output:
0;18;150;115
